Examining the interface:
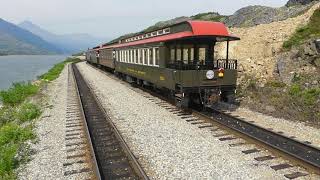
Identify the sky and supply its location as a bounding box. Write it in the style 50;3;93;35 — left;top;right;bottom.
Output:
1;0;288;40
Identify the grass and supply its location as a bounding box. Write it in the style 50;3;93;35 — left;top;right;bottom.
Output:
0;124;34;178
239;75;320;125
0;57;80;179
283;8;320;50
0;83;39;106
39;58;80;81
14;103;41;123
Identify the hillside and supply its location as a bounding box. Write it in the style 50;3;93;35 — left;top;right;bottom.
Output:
18;21;105;53
107;1;317;45
220;2;320;125
0;18;61;55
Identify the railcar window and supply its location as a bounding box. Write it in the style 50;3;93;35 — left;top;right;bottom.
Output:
190;48;194;61
144;49;148;65
115;51;118;61
164;28;170;34
134;49;137;64
124;50;129;62
155;48;160;66
149;48;154;66
199;48;206;65
127;50;129;63
138;49;142;64
121;51;124;62
122;50;124;62
142;49;145;64
170;48;175;63
176;48;182;61
183;48;189;64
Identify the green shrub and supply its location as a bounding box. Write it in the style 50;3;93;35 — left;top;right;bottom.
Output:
0;107;15;127
289;84;303;96
283;8;320;50
301;88;320;105
14;103;41;123
0;143;18;179
247;78;258;90
266;81;287;88
40;58;80;81
0;83;39;106
0;123;34;147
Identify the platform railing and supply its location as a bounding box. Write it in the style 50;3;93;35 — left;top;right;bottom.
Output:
167;59;238;70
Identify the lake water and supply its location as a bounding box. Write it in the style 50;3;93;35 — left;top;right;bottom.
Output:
0;55;68;90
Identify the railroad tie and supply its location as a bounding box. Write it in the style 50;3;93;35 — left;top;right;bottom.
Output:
270;163;293;171
254;155;276;161
284;172;308;179
242;148;260;154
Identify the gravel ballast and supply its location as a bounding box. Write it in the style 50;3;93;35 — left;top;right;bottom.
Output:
77;62;318;179
18;65;68;179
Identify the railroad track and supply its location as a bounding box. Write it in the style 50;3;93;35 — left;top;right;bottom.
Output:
70;63;149;180
86;62;320;179
63;64;100;179
199;108;320;173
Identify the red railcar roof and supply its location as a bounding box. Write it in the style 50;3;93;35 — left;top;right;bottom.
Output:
100;21;239;50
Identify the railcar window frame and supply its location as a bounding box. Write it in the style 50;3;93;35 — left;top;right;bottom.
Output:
170;47;175;63
198;47;207;65
176;47;182;61
138;49;142;64
149;48;153;66
183;48;189;64
154;47;160;67
143;49;148;65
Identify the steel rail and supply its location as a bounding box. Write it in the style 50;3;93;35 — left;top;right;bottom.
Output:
195;108;320;174
69;64;102;180
72;63;149;180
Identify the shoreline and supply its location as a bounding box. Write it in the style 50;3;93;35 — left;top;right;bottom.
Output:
0;57;80;179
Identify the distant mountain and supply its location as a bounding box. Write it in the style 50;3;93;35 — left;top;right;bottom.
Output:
18;21;105;53
0;18;62;55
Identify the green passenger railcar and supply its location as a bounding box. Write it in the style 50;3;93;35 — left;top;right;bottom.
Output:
86;21;240;108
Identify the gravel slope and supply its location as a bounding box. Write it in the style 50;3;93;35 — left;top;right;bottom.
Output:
77;62;318;179
18;65;68;179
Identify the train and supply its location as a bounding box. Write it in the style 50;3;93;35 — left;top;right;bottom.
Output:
86;20;240;108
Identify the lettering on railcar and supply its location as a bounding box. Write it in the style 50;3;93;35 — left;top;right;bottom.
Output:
127;68;146;75
160;75;165;81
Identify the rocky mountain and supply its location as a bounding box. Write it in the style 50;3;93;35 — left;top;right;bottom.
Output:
286;0;318;6
107;1;318;44
18;21;104;53
0;18;62;55
225;4;312;27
